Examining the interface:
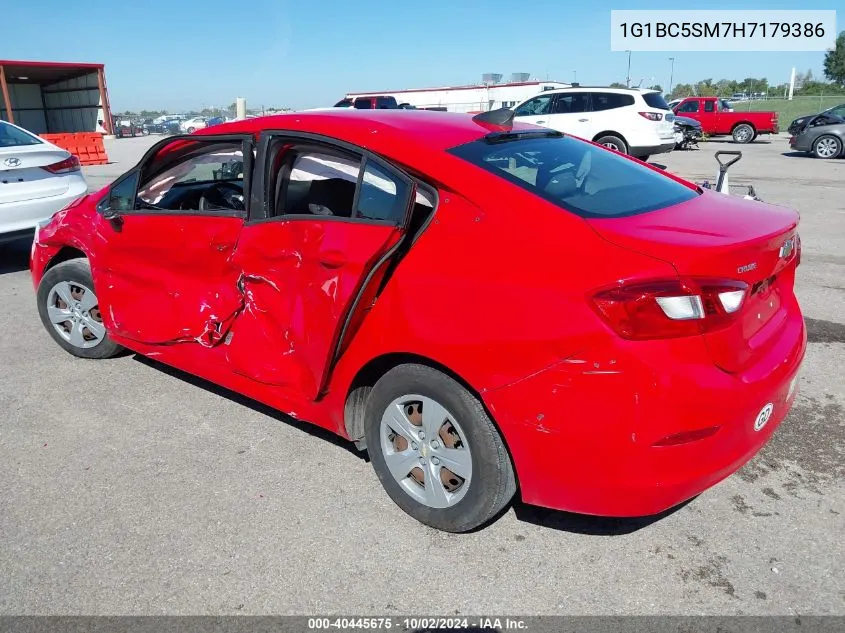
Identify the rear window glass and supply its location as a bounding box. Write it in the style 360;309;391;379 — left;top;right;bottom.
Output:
0;121;42;147
642;92;670;110
591;93;635;111
448;135;698;219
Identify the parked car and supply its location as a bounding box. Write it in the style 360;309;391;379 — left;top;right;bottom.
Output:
672;97;778;143
512;87;676;161
333;96;400;109
113;117;147;138
673;115;703;150
788;103;845;136
142;119;181;135
180;117;208;133
789;112;845;158
30;109;805;532
205;116;226;128
0;120;87;244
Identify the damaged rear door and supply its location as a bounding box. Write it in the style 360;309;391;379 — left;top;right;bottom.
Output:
224;132;414;399
93;134;253;344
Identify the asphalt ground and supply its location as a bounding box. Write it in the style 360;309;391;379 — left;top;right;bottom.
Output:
0;132;842;615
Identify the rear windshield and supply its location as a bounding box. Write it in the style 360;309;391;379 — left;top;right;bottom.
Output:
642;92;670;110
0;121;42;147
448;135;698;218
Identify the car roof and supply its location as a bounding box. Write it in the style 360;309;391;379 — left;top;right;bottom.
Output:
539;86;658;94
195;109;525;153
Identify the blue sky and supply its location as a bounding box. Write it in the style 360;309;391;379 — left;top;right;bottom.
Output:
2;0;839;112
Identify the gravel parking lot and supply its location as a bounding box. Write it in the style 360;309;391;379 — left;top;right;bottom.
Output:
1;133;843;616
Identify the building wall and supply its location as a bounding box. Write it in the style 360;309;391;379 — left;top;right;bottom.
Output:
1;71;103;134
43;73;104;133
4;83;47;132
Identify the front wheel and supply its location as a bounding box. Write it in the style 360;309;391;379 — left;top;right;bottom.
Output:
36;258;123;359
595;135;627;154
365;364;516;532
732;124;755;144
187;127;195;133
812;135;843;159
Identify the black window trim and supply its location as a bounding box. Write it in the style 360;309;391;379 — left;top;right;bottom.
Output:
97;133;255;220
551;91;592;114
247;130;416;229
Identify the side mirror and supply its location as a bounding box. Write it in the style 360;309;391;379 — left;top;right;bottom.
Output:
99;171;140;220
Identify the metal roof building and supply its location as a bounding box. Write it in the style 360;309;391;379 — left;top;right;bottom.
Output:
0;60;114;135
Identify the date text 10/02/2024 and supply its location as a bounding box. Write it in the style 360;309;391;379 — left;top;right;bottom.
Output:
307;617;528;630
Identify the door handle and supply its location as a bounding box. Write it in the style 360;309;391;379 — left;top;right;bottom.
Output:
536;120;546;125
319;251;347;268
578;118;588;122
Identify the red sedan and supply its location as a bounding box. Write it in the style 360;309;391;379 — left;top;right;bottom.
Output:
29;109;805;532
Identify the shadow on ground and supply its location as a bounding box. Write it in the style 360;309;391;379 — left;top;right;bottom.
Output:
133;353;696;536
0;236;33;275
131;354;364;460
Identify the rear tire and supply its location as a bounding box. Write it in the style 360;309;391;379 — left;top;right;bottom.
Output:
812;135;842;159
187;127;196;134
595;135;627;154
634;154;650;162
36;258;123;360
732;123;755;144
365;364;516;532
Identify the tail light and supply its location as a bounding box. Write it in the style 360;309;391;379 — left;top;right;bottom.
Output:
591;278;749;340
638;112;663;121
41;156;81;174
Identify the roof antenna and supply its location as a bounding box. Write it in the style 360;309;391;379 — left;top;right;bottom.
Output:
472;107;515;129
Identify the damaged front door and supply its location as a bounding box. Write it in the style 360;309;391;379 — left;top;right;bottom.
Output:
93;134;253;345
224;137;413;400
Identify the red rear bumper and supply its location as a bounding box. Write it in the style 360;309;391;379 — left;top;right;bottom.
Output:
484;313;806;516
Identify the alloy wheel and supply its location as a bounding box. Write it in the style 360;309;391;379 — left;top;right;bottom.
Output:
379;394;472;509
816;137;839;158
45;281;106;349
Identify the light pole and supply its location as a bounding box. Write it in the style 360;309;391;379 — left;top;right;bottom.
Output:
625;50;632;88
572;70;577;84
668;57;675;96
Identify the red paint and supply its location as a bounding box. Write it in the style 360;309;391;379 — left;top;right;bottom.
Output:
0;60;104;70
672;97;779;137
31;110;805;517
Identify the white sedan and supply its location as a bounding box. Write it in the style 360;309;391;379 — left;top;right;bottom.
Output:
179;117;208;133
0;120;88;244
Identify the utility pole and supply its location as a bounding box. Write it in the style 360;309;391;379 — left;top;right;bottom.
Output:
572;70;577;84
625;50;632;87
668;57;675;95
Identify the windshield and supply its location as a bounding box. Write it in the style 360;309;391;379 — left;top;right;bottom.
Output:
0;121;43;147
642;92;670;110
448;135;698;218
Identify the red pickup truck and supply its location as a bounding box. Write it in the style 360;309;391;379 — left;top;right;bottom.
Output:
672;97;779;143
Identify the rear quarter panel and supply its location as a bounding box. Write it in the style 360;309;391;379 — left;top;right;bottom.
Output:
324;157;680;435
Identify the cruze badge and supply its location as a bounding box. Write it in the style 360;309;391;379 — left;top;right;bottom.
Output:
779;239;795;259
737;262;757;274
2;157;21;168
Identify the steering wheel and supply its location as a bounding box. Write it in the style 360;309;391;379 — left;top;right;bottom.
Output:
198;182;245;211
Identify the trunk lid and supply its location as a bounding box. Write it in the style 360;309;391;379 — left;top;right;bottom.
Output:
0;145;73;203
588;189;800;373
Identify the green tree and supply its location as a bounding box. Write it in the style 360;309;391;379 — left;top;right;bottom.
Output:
609;81;627;88
648;84;663;92
670;83;693;98
824;30;845;84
